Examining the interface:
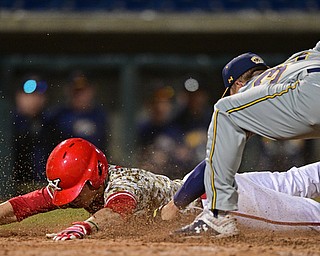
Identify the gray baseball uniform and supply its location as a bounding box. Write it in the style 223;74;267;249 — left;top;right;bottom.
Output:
205;41;320;211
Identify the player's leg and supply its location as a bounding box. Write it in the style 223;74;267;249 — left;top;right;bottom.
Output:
235;174;320;231
173;110;246;237
239;161;320;198
204;110;247;212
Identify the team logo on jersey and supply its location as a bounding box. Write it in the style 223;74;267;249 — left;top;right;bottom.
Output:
251;56;264;64
47;178;62;191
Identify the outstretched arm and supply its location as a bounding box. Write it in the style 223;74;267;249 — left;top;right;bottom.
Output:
0;187;58;225
46;207;124;241
0;201;17;225
47;190;137;241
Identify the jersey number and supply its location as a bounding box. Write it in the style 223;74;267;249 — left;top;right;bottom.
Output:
253;65;287;87
253;51;309;87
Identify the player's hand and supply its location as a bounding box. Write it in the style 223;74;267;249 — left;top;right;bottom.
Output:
46;221;92;241
161;200;180;221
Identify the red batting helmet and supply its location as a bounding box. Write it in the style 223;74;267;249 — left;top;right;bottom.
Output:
46;138;108;206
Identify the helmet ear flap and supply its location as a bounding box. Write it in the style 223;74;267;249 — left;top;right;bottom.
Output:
89;151;108;189
98;160;103;176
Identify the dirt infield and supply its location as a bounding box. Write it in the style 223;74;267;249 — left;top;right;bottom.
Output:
0;213;319;256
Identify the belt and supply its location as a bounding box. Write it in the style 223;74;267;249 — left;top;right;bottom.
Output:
307;67;320;73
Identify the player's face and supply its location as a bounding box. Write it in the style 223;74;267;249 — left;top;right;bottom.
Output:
71;183;103;207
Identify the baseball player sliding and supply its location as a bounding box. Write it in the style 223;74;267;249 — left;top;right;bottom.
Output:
174;41;320;238
0;138;319;241
0;138;183;240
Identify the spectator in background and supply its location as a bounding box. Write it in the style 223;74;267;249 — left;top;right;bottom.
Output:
47;72;109;151
136;86;181;178
11;75;50;195
136;84;212;179
137;86;178;146
171;86;212;171
257;138;308;171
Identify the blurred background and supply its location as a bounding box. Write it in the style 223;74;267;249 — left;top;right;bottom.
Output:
0;0;319;199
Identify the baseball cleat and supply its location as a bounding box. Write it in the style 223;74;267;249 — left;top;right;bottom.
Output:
173;208;239;238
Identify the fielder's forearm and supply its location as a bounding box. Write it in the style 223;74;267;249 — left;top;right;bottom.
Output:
174;160;206;209
161;199;179;220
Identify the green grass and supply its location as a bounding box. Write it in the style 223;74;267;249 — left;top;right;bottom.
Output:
0;208;90;231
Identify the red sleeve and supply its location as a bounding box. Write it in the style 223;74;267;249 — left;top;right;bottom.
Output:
8;187;58;222
105;191;137;217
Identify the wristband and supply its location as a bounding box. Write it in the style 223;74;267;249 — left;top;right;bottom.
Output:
86;220;99;232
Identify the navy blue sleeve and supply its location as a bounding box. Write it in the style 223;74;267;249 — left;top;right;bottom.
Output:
173;160;206;209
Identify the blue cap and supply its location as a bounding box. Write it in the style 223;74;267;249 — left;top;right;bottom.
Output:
221;52;268;97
